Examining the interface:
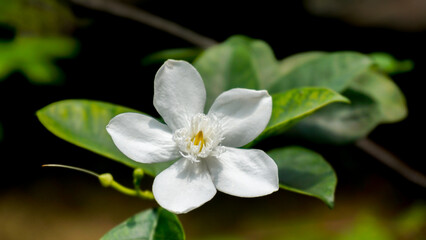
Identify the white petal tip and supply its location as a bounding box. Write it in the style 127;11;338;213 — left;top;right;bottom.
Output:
164;59;186;68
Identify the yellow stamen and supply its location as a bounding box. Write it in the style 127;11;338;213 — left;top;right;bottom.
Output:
192;131;205;152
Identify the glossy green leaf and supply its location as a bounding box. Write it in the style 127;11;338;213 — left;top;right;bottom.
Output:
350;70;407;123
369;52;414;75
194;35;267;108
194;36;373;108
267;146;337;208
290;90;382;144
142;48;203;66
269;51;373;93
36;99;172;176
101;208;185;240
250;87;349;145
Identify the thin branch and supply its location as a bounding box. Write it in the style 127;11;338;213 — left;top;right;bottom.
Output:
42;164;100;177
356;138;426;187
70;0;218;48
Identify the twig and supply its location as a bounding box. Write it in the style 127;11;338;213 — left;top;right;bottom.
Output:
356;138;426;187
42;164;99;177
69;0;218;48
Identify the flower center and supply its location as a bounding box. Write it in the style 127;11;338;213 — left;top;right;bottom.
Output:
191;130;205;152
173;113;224;162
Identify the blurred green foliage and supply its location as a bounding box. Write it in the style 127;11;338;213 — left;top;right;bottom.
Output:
198;202;426;240
337;212;396;240
0;0;79;84
369;52;414;75
0;37;78;84
0;0;76;35
395;202;426;238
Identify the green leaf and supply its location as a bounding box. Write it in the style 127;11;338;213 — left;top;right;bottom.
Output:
250;87;349;145
275;51;325;81
350;70;407;123
36;99;172;176
194;35;267;108
269;52;373;93
194;36;373;109
101;208;185;240
290;90;382;144
267;146;337;208
369;52;414;75
142;48;203;66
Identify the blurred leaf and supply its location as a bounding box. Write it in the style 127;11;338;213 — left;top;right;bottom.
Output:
290;90;382;144
194;35;269;108
250;87;349;145
369;52;414;75
269;51;373;93
276;51;325;79
350;70;407;123
337;212;395;240
0;37;78;84
21;61;62;84
142;48;203;66
395;202;426;237
101;208;185;240
0;0;76;35
36;100;172;176
267;146;337;208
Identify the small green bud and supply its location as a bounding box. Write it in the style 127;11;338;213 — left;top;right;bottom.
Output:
133;168;144;179
99;173;114;187
133;168;144;188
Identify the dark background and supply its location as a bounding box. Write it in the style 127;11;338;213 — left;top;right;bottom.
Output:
0;0;424;239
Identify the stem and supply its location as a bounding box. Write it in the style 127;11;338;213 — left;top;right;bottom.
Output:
110;181;154;199
43;164;155;199
42;164;99;177
356;138;426;187
69;0;218;48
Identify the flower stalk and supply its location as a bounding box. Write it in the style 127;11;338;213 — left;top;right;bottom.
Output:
42;164;154;200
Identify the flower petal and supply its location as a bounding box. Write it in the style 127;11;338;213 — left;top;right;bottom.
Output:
206;147;279;197
153;158;216;214
154;60;206;131
106;112;180;164
208;88;272;147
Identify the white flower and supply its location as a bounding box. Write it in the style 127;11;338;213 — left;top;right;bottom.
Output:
106;60;279;214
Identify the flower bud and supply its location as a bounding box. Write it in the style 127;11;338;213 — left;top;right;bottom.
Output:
133;168;144;179
133;168;144;187
99;173;114;187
